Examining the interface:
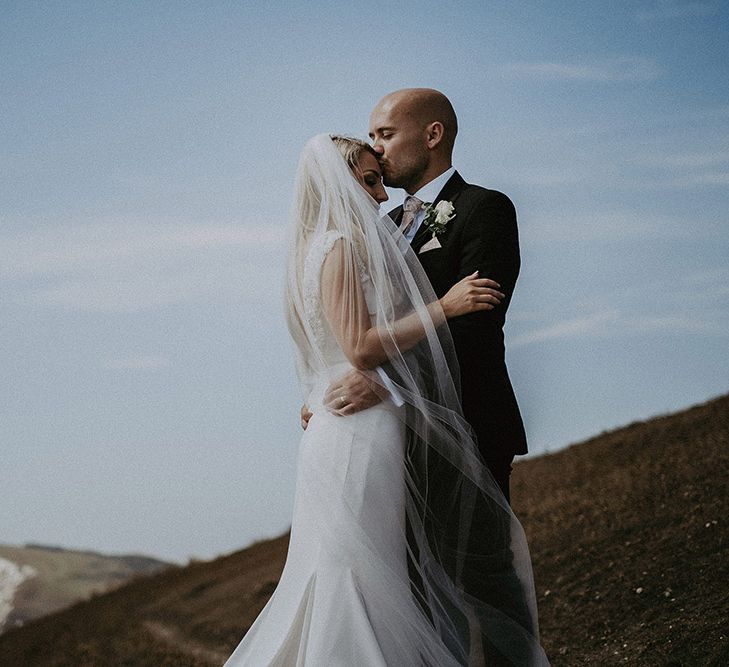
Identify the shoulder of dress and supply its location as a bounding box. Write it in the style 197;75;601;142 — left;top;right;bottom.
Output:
306;230;345;264
319;230;346;257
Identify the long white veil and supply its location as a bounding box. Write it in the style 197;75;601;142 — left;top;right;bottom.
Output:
284;134;547;665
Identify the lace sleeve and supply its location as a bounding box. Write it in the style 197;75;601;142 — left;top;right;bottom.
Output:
301;231;346;349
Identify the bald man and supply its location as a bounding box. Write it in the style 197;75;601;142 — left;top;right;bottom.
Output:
319;88;527;500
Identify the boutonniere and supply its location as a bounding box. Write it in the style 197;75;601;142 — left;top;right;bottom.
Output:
422;200;456;236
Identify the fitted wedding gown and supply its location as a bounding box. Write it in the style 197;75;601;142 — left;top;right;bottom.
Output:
224;231;442;665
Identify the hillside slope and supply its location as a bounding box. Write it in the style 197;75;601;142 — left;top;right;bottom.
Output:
0;393;727;666
510;395;728;665
0;544;170;634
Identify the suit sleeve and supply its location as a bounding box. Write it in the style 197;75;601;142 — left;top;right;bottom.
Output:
449;190;520;346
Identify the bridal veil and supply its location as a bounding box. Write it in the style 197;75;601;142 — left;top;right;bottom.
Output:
282;134;547;665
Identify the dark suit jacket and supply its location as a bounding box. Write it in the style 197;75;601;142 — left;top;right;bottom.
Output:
390;171;527;457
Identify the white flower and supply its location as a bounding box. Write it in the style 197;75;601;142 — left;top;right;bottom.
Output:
422;200;456;236
434;200;455;225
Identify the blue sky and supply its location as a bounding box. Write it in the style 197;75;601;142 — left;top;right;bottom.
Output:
2;1;728;562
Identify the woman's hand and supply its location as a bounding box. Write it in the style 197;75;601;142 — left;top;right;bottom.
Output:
300;404;313;430
440;272;505;319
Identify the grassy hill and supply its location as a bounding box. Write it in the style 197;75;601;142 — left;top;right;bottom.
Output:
0;544;170;634
1;393;727;666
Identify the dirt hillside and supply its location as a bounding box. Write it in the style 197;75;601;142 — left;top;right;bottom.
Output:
0;544;170;634
1;393;727;666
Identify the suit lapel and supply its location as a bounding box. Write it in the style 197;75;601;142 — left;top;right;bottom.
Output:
410;214;433;251
432;171;467;206
410;171;467;251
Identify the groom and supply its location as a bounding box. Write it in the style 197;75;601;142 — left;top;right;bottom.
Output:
316;88;528;500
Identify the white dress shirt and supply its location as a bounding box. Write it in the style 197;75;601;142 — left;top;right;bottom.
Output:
402;166;457;242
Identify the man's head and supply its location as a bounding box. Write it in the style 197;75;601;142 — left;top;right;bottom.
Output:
368;88;458;194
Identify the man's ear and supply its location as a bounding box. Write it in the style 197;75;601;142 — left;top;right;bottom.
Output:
425;121;445;149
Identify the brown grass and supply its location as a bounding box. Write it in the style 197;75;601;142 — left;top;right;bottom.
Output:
1;393;727;666
0;544;169;629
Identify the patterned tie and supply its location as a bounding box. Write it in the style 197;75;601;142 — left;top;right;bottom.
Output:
399;196;423;236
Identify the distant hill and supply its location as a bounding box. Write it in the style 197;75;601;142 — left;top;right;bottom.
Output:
0;393;727;666
0;543;170;634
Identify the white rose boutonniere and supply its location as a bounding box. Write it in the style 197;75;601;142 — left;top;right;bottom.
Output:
422;200;456;236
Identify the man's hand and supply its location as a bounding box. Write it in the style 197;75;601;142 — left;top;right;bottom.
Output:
300;404;313;430
323;369;385;416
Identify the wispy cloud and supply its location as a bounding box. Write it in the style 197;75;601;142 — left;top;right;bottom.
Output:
629;269;729;305
637;1;720;21
101;356;170;371
633;149;729;189
520;210;688;242
510;312;618;348
626;314;725;333
1;220;287;312
679;172;729;186
688;105;729;121
511;268;729;349
637;149;729;169
511;308;726;349
0;221;286;279
501;56;660;82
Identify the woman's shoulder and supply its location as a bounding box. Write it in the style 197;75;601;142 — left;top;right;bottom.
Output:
307;230;345;262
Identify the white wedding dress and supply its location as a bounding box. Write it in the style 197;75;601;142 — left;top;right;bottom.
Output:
225;231;433;665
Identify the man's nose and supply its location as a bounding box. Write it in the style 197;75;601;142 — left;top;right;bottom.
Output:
372;143;384;155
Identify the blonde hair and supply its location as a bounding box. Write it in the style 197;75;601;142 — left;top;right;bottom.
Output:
329;135;377;172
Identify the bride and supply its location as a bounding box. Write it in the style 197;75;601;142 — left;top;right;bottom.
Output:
224;135;548;666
